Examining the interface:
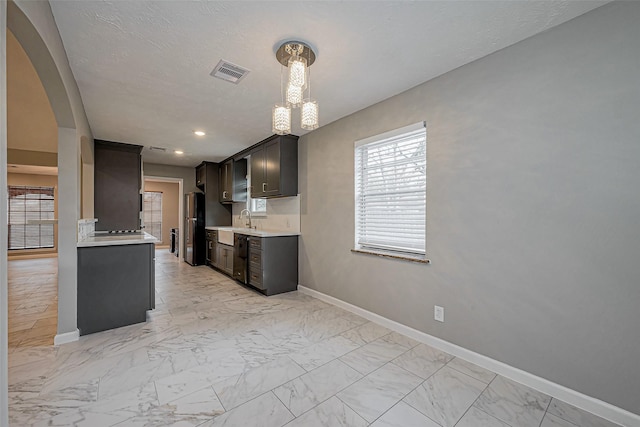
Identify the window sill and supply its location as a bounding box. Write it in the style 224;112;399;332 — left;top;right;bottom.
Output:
351;248;430;264
9;247;55;252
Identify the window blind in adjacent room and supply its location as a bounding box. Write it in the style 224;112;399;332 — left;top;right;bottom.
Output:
143;191;163;242
7;185;55;250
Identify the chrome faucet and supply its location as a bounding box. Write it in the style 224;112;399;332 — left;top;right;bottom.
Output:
239;209;252;229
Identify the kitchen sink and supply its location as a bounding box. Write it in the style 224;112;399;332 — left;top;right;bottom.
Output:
218;229;234;246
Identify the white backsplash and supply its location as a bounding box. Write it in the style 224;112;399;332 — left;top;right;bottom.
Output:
77;218;97;241
232;195;300;233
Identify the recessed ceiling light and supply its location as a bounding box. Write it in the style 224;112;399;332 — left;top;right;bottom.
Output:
194;130;206;136
175;150;184;155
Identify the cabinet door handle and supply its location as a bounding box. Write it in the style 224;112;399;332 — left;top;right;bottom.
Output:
262;183;267;192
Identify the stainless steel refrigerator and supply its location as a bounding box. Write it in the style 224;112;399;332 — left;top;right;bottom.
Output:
184;192;205;266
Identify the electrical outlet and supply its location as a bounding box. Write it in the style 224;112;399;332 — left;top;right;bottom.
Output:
434;305;444;322
286;219;291;228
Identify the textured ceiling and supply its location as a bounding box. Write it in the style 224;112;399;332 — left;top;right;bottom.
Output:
49;1;607;167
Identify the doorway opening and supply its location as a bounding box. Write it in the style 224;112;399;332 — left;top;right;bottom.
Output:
7;169;59;349
6;27;59;349
144;176;184;261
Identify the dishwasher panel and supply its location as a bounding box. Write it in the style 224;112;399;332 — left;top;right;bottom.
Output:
233;234;249;283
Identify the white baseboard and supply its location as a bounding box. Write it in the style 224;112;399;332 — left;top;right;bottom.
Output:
54;329;79;346
297;285;639;427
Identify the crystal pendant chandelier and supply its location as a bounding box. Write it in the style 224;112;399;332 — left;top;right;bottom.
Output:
286;84;303;108
272;53;291;135
272;103;291;135
272;41;319;134
301;99;319;130
288;55;307;89
301;65;318;130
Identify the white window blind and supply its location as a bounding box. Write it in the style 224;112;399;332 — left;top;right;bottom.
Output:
354;122;426;256
143;191;162;242
250;197;267;215
7;185;55;250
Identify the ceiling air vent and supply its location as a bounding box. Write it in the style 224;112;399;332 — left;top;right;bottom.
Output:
148;146;167;153
211;59;250;84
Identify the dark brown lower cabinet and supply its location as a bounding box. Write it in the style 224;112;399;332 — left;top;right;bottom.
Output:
215;244;234;276
77;243;155;335
248;236;298;296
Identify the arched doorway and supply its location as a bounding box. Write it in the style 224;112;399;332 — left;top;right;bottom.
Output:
6;22;59;350
2;1;91;422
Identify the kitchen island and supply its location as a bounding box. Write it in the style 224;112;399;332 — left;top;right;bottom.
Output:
77;232;157;335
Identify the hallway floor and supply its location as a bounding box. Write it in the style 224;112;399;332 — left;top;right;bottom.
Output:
8;257;58;350
8;249;620;426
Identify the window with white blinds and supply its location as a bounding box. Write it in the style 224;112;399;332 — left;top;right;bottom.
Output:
354;122;426;257
7;186;55;250
143;191;162;242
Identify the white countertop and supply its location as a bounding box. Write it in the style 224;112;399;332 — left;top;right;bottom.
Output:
77;232;158;247
205;226;300;238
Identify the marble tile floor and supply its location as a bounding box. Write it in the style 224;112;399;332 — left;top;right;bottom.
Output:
7;249;621;427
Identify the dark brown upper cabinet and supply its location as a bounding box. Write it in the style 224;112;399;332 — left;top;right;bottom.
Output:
250;135;298;198
194;161;232;227
94;140;142;231
219;159;247;204
195;162;207;191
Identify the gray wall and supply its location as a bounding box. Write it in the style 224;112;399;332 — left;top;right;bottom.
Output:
298;2;640;415
144;162;198;195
